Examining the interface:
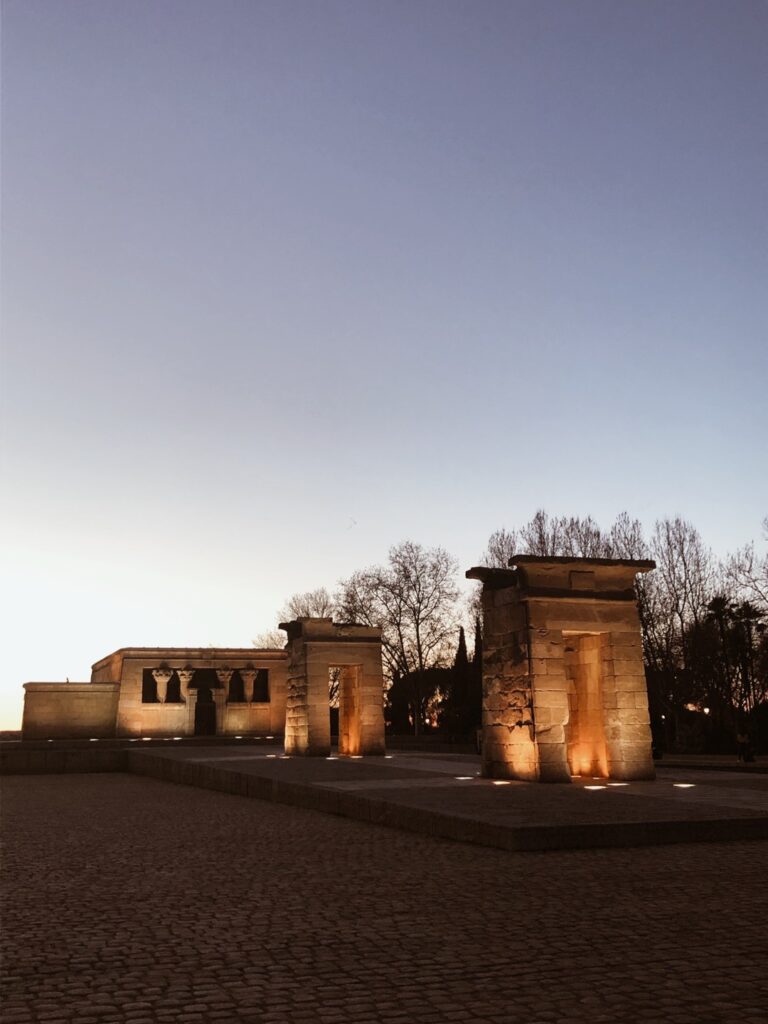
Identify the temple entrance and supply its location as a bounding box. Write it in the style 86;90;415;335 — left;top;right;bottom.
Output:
563;633;608;777
194;686;217;736
281;618;386;757
335;666;362;757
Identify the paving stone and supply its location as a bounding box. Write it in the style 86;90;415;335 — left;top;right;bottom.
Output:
2;774;767;1024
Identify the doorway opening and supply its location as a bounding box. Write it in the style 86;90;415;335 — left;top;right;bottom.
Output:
329;665;362;756
563;633;608;777
194;685;217;736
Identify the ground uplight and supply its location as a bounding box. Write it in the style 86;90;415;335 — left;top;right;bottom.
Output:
673;783;696;788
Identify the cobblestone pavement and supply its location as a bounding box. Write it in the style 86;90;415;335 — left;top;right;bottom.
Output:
2;775;767;1024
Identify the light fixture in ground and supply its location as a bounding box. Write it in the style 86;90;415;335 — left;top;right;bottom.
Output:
584;785;607;790
673;783;696;788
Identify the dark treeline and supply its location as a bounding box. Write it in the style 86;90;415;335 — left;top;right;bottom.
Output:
265;511;768;753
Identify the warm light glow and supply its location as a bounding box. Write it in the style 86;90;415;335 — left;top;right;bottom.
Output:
326;756;338;760
492;780;510;786
608;782;629;787
584;785;607;790
89;738;99;742
173;736;182;741
141;737;152;741
235;735;243;739
266;754;277;758
384;755;394;759
266;735;274;739
703;707;710;715
350;755;363;759
673;783;696;788
454;776;474;781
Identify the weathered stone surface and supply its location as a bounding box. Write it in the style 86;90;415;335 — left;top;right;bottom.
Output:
471;555;656;782
282;619;385;757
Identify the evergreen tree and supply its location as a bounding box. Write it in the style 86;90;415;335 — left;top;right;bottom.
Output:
454;626;469;672
468;617;483;732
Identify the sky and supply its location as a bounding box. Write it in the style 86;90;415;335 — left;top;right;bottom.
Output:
1;0;766;728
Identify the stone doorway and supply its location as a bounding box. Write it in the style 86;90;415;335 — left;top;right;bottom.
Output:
281;618;385;757
194;686;217;736
563;633;609;777
467;554;656;782
335;665;362;757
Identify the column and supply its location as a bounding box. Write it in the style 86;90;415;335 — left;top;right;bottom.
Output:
177;668;195;702
216;667;235;700
152;667;173;704
240;669;257;703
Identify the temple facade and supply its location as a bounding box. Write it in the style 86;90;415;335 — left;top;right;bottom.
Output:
22;646;289;740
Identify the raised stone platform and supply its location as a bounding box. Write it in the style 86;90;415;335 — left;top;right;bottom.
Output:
127;745;768;852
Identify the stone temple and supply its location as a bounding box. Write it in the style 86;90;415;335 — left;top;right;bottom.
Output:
22;619;385;755
467;555;656;781
22;555;656;782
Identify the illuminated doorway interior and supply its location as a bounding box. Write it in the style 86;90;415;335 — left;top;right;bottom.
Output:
329;665;362;756
564;633;608;777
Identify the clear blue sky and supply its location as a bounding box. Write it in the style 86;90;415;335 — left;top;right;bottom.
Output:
1;0;766;727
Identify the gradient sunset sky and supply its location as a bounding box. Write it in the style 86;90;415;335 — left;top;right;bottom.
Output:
1;0;766;728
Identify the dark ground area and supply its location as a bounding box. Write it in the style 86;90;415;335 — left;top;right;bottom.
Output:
2;773;768;1024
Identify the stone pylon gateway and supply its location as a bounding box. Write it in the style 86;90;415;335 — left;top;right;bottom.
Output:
280;618;386;757
467;555;656;782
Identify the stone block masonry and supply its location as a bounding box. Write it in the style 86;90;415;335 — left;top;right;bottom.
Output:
467;555;656;782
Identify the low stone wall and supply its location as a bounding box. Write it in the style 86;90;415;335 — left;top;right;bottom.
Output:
1;745;129;774
22;683;119;739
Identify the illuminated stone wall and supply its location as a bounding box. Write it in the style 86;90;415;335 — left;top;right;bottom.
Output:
21;683;120;740
22;648;288;740
282;618;386;757
468;556;656;783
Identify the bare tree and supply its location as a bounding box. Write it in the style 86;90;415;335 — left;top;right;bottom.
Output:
481;527;519;568
252;629;287;650
278;587;336;622
519;509;565;555
336;541;460;733
726;517;768;608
